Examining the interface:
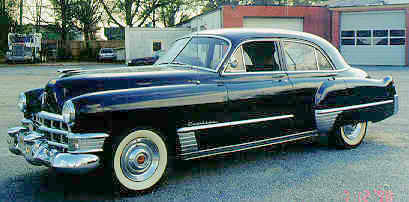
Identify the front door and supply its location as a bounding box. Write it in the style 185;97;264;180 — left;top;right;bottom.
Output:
198;40;295;149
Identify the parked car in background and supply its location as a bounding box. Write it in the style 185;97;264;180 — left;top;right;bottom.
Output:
127;49;165;66
7;29;398;194
97;48;116;62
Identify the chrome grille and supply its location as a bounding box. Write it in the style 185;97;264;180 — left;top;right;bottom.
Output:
35;111;69;146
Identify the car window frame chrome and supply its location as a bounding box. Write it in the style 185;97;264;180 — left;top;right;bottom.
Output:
221;38;285;76
158;34;232;73
280;38;350;73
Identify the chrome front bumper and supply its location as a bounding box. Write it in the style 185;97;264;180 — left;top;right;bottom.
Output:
7;120;108;174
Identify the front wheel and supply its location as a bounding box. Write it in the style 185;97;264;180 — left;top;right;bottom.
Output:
111;129;168;193
332;121;368;149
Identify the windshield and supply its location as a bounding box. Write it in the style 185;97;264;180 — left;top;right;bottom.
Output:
101;49;113;54
155;36;230;71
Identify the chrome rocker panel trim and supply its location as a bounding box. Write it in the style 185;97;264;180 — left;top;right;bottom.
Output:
177;114;295;155
315;99;395;134
179;130;318;160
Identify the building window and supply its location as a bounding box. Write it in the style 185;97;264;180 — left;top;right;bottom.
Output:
341;31;355;45
374;30;388;45
356;30;371;45
341;29;406;46
153;41;162;51
390;30;405;45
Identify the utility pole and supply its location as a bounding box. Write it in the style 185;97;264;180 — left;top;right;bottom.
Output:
20;0;23;33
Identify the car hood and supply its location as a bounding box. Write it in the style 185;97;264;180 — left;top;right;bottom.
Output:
43;65;216;113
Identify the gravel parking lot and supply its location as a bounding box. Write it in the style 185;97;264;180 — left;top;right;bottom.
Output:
0;64;408;202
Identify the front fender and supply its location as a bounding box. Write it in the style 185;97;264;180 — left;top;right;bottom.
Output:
72;84;228;114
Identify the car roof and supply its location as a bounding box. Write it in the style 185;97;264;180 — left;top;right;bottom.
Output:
191;28;349;69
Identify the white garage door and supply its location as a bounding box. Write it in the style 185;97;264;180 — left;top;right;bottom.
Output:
243;17;303;32
340;11;406;66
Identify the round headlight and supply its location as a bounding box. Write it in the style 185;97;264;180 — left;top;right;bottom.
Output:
17;93;27;112
62;100;76;126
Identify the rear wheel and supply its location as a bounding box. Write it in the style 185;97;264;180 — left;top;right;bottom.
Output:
332;121;368;149
111;129;168;194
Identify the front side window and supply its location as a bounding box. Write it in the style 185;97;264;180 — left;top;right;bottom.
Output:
243;41;280;72
225;41;280;73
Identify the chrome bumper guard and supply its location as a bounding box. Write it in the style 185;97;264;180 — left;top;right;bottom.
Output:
7;117;109;174
394;94;399;115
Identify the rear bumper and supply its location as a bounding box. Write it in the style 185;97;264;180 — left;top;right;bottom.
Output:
7;122;105;174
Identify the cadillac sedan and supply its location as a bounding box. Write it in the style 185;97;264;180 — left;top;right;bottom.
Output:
7;29;398;194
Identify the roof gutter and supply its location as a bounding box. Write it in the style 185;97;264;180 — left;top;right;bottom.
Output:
329;4;409;11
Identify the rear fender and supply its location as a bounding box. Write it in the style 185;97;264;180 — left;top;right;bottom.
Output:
314;76;396;134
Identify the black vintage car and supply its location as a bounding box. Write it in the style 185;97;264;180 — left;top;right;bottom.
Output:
7;29;398;193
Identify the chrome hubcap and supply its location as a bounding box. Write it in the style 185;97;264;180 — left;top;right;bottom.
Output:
342;123;362;140
120;138;160;182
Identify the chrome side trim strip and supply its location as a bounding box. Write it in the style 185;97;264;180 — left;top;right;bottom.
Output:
48;141;69;149
39;126;69;136
37;111;63;121
177;115;294;133
316;100;394;115
180;130;318;160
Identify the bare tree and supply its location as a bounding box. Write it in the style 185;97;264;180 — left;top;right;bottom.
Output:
99;0;172;28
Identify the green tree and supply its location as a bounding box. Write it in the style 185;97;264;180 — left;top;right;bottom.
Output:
50;0;77;41
72;0;102;57
0;0;19;51
158;0;190;27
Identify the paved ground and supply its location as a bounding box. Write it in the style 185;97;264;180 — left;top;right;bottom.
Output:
0;64;408;202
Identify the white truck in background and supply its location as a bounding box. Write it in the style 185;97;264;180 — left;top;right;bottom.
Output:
6;33;42;64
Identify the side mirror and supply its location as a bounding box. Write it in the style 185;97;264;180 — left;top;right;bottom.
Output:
229;58;238;68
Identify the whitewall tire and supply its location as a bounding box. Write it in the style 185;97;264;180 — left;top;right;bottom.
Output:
112;129;168;193
334;121;368;149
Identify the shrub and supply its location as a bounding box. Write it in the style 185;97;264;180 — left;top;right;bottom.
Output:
57;48;72;61
79;48;97;61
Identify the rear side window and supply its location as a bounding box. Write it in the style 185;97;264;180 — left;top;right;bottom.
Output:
283;41;317;71
283;41;333;71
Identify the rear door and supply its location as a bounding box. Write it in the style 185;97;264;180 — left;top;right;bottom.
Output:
281;39;347;131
